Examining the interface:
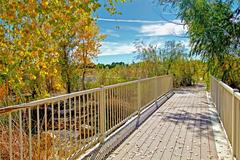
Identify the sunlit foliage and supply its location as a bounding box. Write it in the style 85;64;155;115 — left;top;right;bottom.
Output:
93;41;206;88
158;0;240;89
0;0;126;106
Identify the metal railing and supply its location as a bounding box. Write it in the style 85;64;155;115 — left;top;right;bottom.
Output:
0;75;173;160
210;76;240;159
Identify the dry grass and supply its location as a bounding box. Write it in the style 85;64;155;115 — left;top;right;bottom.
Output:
0;124;53;160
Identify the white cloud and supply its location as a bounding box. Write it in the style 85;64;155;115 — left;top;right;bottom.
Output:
138;22;187;37
97;18;167;24
98;18;187;37
100;42;136;55
100;40;190;56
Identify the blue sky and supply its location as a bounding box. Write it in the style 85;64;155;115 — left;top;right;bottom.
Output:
94;0;189;63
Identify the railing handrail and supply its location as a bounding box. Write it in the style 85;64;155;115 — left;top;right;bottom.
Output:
235;92;240;100
211;75;235;94
104;75;171;89
0;87;102;114
219;81;235;94
0;75;172;114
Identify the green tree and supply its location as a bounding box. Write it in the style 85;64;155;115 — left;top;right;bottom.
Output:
158;0;240;87
134;41;161;77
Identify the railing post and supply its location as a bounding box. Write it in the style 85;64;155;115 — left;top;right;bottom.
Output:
232;88;239;156
210;76;214;102
217;81;221;116
136;78;141;127
99;85;106;143
155;77;158;108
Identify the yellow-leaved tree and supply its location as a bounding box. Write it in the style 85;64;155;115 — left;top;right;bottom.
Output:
0;0;127;105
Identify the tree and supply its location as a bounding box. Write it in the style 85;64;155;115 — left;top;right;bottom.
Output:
158;0;240;85
159;40;186;74
134;41;160;77
0;0;128;105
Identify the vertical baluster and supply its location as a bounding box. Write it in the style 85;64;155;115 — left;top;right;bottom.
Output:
118;87;121;123
109;89;111;129
155;77;158;106
98;91;100;138
116;88;119;125
89;93;93;139
94;92;97;140
126;85;128;116
51;103;55;157
132;84;135;114
64;100;67;147
111;89;114;128
89;93;92;141
74;96;77;146
120;86;122;122
87;94;89;145
109;89;112;130
69;98;72;147
137;79;141;126
106;90;108;131
37;105;40;159
135;83;137;112
19;110;23;160
132;84;135;112
83;94;86;146
121;86;123;121
91;93;93;139
63;100;68;151
126;85;128;117
130;84;133;113
118;87;120;124
127;85;130;115
9;113;12;160
119;87;122;122
63;100;66;158
28;109;32;160
44;104;47;160
111;89;113;127
79;96;82;148
114;88;116;126
123;86;125;120
58;101;61;153
126;85;129;116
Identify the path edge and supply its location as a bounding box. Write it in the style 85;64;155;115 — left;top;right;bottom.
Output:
206;92;234;160
76;91;174;160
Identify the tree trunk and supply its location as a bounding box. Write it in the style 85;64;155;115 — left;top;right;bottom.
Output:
82;68;86;90
62;49;72;93
81;40;87;91
66;72;71;93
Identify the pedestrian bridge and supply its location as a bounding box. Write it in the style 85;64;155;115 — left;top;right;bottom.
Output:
0;75;239;160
